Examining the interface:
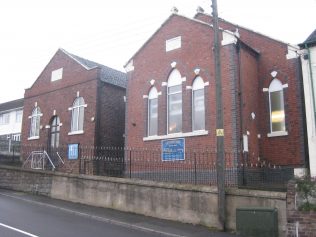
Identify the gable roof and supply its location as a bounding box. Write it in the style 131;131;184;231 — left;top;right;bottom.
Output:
60;49;127;88
300;29;316;47
0;98;24;113
194;12;293;47
124;13;213;67
124;13;265;68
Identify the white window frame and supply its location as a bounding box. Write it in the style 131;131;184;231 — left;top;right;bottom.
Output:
167;69;182;134
28;106;42;139
16;110;23;123
143;130;208;141
68;97;87;135
192;76;205;131
0;113;10;125
12;134;21;141
268;79;288;137
148;87;158;136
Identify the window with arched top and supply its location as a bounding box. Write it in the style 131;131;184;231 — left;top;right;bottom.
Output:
49;116;60;148
148;87;158;136
29;106;41;138
168;69;182;134
269;79;286;133
192;76;205;131
70;97;85;132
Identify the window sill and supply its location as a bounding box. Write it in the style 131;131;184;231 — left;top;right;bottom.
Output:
28;136;39;140
68;130;84;136
143;130;208;141
267;131;288;137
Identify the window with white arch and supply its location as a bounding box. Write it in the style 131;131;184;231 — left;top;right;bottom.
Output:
70;97;86;133
148;87;158;136
29;106;41;138
192;76;205;131
168;69;182;134
269;79;286;133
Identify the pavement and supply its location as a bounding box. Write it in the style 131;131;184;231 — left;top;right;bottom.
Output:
0;188;237;237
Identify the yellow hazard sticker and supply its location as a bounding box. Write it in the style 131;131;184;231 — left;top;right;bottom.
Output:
216;129;224;136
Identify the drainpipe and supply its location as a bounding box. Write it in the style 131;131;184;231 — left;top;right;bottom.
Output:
305;44;316;125
236;43;246;161
95;69;102;175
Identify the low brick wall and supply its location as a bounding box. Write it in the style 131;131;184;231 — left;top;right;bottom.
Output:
0;165;287;235
0;165;53;195
50;172;221;228
286;180;316;237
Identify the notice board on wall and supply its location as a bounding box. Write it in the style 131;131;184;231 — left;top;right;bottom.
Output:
161;138;185;161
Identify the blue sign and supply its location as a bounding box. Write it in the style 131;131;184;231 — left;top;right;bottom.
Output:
161;138;185;161
68;144;79;160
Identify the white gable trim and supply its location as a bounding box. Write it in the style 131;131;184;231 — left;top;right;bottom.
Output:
60;48;96;70
125;60;135;72
286;44;299;60
196;12;295;46
222;30;238;46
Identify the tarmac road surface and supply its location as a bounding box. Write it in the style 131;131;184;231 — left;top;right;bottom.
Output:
0;189;236;237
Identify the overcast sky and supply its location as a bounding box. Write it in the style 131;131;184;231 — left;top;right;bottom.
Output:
0;0;315;103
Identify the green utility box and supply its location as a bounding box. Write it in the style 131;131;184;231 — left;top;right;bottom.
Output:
236;207;278;237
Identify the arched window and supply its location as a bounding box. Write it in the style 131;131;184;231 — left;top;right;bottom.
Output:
269;79;286;133
71;97;85;132
192;77;205;131
29;106;41;138
148;87;158;136
49;116;60;148
168;69;182;134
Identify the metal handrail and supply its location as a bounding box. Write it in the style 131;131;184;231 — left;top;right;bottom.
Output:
43;151;55;170
56;152;64;164
23;150;56;171
22;152;33;168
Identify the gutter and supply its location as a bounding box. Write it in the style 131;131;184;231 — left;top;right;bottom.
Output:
0;107;24;114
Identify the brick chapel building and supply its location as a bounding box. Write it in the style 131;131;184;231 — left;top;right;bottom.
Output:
124;10;307;171
22;48;126;174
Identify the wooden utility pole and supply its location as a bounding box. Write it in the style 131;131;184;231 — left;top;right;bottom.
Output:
211;0;226;230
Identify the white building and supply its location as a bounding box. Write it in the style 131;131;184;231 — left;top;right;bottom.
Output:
0;98;23;141
300;29;316;177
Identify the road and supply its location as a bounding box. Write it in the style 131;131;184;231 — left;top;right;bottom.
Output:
0;189;236;237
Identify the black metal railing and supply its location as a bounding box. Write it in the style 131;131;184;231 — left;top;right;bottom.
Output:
0;140;21;166
0;144;294;191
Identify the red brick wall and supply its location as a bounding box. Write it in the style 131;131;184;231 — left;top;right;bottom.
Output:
195;13;306;166
97;82;126;148
25;50;98;99
286;180;316;237
239;45;260;163
22;50;99;173
22;50;99;147
125;15;241;163
22;80;98;142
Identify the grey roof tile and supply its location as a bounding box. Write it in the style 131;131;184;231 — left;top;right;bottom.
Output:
0;98;24;113
301;29;316;46
62;49;127;88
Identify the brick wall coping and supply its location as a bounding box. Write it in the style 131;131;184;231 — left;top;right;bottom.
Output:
226;188;286;200
0;165;217;194
0;165;285;199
